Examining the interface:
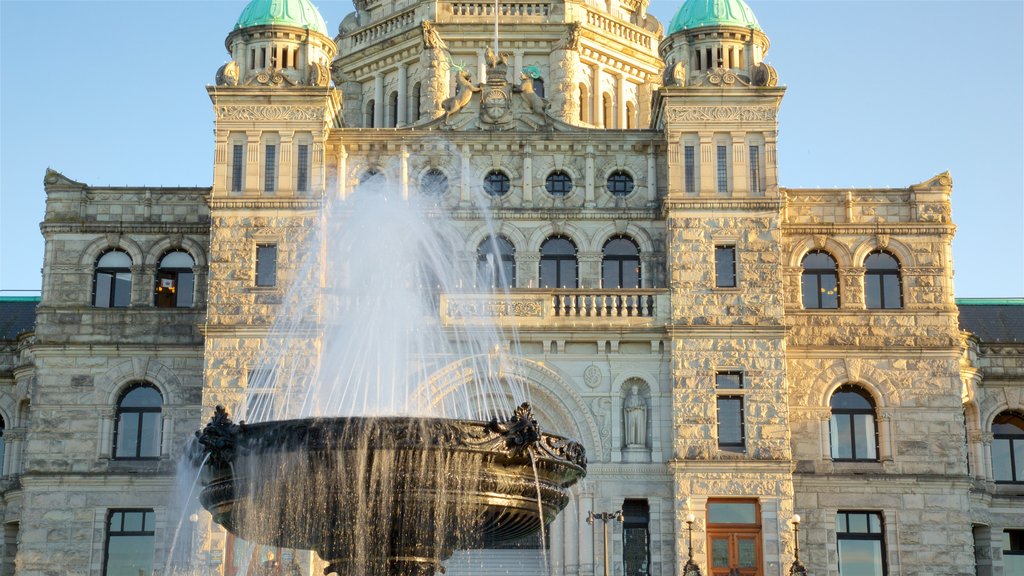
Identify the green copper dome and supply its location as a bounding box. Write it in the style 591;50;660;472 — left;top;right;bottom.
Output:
667;0;761;34
235;0;328;35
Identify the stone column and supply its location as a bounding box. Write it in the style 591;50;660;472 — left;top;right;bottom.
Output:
878;409;894;462
981;432;994;480
585;145;595;206
764;130;779;194
647;145;657;204
518;254;540;288
522;143;533;205
99;408;116;459
731;132;746;196
400;146;410;200
132;264;149;307
592;64;602;127
698;132;713;196
279;131;294;196
337;145;349;200
397;63;408;127
246;131;261;195
161;414;174;458
617;72;627;129
578;252;601;289
373;73;385;127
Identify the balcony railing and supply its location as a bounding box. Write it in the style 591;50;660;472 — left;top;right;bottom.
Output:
441;289;668;325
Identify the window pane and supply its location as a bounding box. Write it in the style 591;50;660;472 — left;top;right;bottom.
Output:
116;414;140;457
820;273;839;308
716;145;728;193
122;512;144;532
95;272;112;307
140;412;161;457
711;538;730;567
882;275;902;308
297;144;309;192
684;146;695;193
717;397;743;447
539;260;558;288
737;537;756;567
847;513;869;533
865;274;882;309
707;502;757;524
602;261;619;289
993;439;1013;481
557;261;577;288
160;252;193;268
801;274;820;308
265;144;277;192
831;415;853;459
122;387;162;408
715;246;736;287
832;390;873;410
1015;440;1024;481
621;261;639;288
542;238;576;255
838;540;885;576
256;245;278;287
113;273;132;307
177;272;194;307
232;144;244;192
837;513;847;533
98;252;132;268
105;534;155;576
716;373;743;389
854;414;877;459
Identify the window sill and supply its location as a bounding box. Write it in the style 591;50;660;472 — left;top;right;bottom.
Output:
830;460;884;474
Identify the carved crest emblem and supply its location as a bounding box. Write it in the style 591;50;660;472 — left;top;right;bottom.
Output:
482;87;510;121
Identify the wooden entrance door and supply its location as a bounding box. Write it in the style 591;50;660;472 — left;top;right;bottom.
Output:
706;500;762;576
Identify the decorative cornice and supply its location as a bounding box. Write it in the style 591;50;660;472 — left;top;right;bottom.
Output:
664;105;777;123
782;224;957;236
215;105;328;121
662;199;782;212
40;223;209;235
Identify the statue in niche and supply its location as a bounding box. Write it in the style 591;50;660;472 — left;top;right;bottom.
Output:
623;385;648;448
216;60;239;86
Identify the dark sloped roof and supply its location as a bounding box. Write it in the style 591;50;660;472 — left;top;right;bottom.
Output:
957;299;1024;343
0;297;39;340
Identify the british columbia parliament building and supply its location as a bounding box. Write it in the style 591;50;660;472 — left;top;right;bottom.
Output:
0;0;1022;574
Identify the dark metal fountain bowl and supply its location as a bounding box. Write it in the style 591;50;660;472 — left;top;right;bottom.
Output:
193;403;586;576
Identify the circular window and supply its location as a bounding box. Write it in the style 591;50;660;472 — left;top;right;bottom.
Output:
607;171;634;197
421;169;449;197
545;171;573;197
483;170;510;197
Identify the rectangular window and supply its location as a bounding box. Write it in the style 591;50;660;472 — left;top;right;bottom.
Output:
255;244;278;287
297;144;310;192
264;144;277;192
716;145;728;193
105;509;155;576
715;245;737;288
837;511;887;576
1004;530;1024;575
717;396;745;452
231;144;244;192
246;369;276;421
622;499;650;576
684;145;696;193
716;371;743;390
748;145;761;194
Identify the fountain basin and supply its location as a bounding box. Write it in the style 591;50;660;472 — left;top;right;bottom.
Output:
194;403;586;575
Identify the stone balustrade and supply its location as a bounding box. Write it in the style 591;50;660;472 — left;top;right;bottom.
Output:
448;1;551;18
440;289;668;325
585;10;652;49
350;9;417;47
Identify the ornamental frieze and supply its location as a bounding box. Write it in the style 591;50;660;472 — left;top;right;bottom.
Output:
665;106;776;123
215;105;326;121
445;297;545;318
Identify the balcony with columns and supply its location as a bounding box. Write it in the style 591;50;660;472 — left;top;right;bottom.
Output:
440;289;669;327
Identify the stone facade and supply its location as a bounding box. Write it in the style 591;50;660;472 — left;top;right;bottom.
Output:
0;0;1021;575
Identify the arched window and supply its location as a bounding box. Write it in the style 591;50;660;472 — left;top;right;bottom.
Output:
801;251;840;309
539;236;578;288
477;236;516;289
545;171;573;197
155;251;195;308
358;169;385;195
94;250;132;308
864;251;902;309
411;82;422;122
602;236;640;288
993;412;1024;483
533;77;545;98
365;100;375;128
420;169;449;197
113;384;163;459
388;91;399;127
829;385;878;461
578;83;589;123
607;171;635;197
602;93;613;128
483;170;510;197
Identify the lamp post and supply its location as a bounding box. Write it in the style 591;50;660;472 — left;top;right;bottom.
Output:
789;514;808;576
587;509;623;576
682;513;702;576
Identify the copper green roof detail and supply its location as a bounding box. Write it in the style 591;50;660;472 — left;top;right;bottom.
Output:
235;0;328;35
668;0;761;35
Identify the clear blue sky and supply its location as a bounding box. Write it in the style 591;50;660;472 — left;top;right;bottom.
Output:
1;0;1021;297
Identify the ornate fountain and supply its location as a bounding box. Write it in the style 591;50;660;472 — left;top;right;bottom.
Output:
194;402;586;576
